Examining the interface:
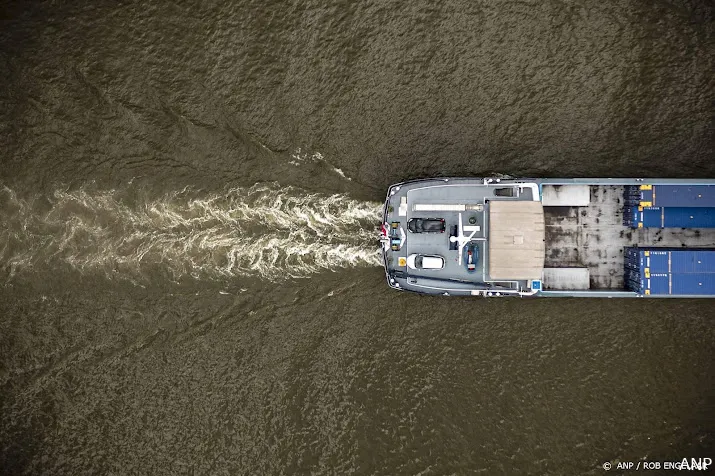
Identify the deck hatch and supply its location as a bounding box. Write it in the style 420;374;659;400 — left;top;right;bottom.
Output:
488;200;545;280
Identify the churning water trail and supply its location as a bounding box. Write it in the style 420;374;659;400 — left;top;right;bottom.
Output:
0;183;383;282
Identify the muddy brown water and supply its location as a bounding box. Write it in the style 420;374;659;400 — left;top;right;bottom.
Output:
1;1;714;474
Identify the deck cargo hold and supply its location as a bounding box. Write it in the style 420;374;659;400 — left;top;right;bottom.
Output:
624;247;715;296
624;185;715;208
623;206;715;228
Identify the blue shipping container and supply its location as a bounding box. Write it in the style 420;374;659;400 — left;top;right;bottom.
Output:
637;273;715;296
671;273;715;295
644;251;669;273
671;250;715;273
625;206;715;228
661;207;715;228
639;185;715;207
646;274;670;295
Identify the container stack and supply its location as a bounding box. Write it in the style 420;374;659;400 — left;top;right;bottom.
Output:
623;184;715;228
624;247;715;296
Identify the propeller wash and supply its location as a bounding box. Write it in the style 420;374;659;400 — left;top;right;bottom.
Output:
1;184;383;282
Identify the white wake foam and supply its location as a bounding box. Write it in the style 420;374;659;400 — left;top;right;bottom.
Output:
0;183;383;282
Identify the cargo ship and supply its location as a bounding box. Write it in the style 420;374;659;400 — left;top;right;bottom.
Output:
379;178;715;297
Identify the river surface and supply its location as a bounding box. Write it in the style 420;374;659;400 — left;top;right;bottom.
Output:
1;1;714;474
